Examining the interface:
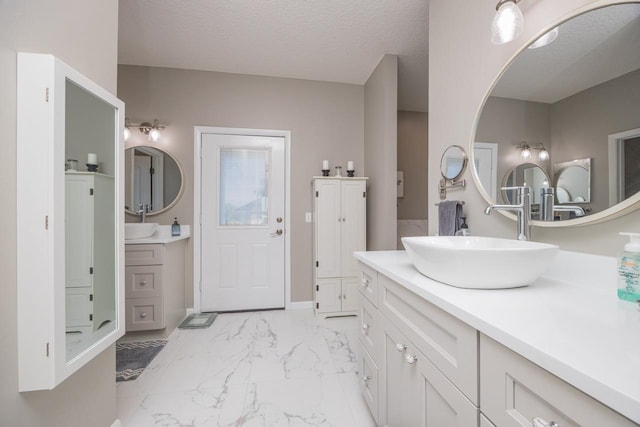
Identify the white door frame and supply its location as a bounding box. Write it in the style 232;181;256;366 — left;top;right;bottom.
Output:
193;126;292;313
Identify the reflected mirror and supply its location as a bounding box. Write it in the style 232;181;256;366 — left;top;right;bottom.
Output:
502;163;550;205
441;145;468;180
125;146;183;215
65;80;116;362
473;3;640;224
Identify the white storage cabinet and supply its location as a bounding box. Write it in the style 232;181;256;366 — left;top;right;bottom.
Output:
312;177;367;317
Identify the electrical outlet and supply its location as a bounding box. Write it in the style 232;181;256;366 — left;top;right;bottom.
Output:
305;212;312;222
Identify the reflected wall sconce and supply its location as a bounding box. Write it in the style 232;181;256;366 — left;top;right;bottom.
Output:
491;0;524;45
124;118;166;142
517;142;549;161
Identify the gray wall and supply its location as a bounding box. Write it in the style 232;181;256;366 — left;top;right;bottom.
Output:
429;0;640;254
0;1;119;426
397;111;429;220
364;54;398;250
118;65;364;304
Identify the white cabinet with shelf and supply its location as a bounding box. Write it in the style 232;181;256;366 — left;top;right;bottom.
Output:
313;177;366;317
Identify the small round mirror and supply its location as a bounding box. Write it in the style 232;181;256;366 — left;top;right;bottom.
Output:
440;145;468;181
125;146;184;216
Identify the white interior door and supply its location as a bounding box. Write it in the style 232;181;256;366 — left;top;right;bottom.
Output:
474;142;498;200
201;133;285;311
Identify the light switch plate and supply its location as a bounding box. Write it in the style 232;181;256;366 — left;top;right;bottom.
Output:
305;212;312;222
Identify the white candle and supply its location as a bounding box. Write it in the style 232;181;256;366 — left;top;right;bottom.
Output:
322;160;329;170
87;153;97;165
347;161;354;171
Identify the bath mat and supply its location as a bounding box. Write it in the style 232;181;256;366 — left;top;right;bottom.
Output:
178;312;218;329
115;339;167;382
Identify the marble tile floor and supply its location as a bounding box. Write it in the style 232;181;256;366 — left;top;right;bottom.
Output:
117;309;376;427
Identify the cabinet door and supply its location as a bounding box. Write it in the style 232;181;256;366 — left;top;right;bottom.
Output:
65;287;92;330
340;277;360;312
316;278;342;313
65;174;93;288
314;180;341;278
340;180;366;277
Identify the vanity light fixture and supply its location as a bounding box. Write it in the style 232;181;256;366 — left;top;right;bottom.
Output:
528;27;559;49
517;142;549;161
124;118;166;142
491;0;524;45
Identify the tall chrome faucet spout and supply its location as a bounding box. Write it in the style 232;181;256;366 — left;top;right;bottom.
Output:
484;186;532;241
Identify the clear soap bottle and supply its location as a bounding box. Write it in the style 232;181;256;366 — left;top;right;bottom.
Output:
455;217;470;236
618;232;640;302
171;217;181;237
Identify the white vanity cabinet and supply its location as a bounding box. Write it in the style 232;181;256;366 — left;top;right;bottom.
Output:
313;177;367;317
125;241;187;332
65;172;115;333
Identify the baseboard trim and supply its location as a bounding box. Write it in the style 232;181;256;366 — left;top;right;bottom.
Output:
286;301;313;310
185;307;196;316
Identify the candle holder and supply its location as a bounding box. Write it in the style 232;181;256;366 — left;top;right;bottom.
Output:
334;166;342;177
321;169;330;177
347;170;355;177
86;163;98;172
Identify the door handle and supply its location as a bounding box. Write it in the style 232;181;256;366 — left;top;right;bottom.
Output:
270;229;283;237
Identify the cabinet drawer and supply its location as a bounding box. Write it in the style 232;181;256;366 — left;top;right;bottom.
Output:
125;297;164;331
480;334;635;427
357;343;379;424
125;244;165;266
358;262;378;307
358;291;382;363
380;274;478;404
125;265;163;298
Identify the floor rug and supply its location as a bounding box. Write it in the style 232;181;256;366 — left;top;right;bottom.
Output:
115;339;167;382
178;312;218;329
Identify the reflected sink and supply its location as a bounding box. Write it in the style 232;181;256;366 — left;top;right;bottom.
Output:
401;236;558;289
125;223;159;240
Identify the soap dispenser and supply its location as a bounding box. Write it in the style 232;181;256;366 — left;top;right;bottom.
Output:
171;217;181;237
455;217;470;236
617;232;640;302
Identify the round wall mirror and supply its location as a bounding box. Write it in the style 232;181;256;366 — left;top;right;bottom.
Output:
502;163;550;205
125;146;184;215
472;3;640;226
440;145;468;181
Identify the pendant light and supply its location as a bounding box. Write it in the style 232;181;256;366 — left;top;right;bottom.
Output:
491;0;524;45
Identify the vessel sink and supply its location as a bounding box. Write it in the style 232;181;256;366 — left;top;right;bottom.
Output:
125;223;159;240
401;236;559;289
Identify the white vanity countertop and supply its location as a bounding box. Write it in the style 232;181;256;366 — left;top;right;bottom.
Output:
354;249;640;423
125;225;190;244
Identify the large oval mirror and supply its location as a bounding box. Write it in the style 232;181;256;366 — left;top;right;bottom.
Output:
124;146;184;215
473;3;640;226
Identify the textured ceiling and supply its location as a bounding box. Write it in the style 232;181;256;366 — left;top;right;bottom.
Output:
492;4;640;104
118;0;429;112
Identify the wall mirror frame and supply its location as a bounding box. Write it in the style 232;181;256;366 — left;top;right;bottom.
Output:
17;53;125;391
124;145;184;216
471;2;640;227
439;145;468;199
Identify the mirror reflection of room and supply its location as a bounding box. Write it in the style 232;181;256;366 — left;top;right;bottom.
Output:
474;3;640;221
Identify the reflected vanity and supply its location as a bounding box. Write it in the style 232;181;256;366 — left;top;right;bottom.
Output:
17;53;125;391
472;3;640;226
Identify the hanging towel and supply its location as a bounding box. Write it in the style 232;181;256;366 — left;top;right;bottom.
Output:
438;200;463;236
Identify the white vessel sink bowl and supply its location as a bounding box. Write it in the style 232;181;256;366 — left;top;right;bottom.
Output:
125;223;159;240
401;236;559;289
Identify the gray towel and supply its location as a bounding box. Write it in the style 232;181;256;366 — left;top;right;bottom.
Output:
438;201;463;236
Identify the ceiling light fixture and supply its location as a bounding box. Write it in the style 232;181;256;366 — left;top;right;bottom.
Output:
528;27;559;49
517;142;549;161
124;118;166;142
491;0;524;45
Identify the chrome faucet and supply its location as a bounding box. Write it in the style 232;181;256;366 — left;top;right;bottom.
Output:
484;186;531;241
137;203;147;223
539;187;585;221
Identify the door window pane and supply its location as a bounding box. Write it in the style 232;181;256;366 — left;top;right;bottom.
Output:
220;148;269;225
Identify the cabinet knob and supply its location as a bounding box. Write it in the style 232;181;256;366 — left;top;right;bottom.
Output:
140;312;147;319
361;279;370;287
395;343;407;352
139;280;147;286
343;293;347;300
404;353;418;364
361;323;370;332
533;418;559;427
362;375;372;384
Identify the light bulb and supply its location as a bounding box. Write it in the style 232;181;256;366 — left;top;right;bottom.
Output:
521;147;531;159
124;127;130;141
149;128;160;142
491;1;524;45
538;149;549;161
529;27;559;49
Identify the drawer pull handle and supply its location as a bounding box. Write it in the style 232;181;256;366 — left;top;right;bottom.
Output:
404;353;418;364
362;375;372;384
361;323;370;332
533;418;559;427
139;280;147;286
395;343;407;352
140;312;147;319
361;279;370;287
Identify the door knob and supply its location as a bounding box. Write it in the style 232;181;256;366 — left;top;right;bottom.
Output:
270;229;283;236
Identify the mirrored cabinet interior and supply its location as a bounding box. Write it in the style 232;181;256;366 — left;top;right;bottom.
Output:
17;53;125;391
